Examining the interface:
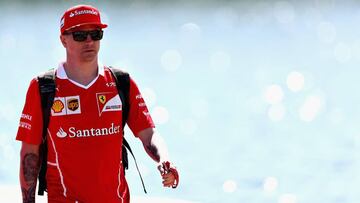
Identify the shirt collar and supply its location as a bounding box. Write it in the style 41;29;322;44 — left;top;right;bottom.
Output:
56;62;105;79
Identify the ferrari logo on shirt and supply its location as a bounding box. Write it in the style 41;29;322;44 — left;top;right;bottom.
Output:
51;96;81;116
98;95;106;104
96;92;122;116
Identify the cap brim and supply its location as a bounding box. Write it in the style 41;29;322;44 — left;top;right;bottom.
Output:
63;22;107;33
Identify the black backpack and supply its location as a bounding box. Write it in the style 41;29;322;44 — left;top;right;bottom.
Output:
36;66;147;195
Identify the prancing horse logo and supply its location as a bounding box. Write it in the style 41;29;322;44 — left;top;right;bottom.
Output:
98;95;106;104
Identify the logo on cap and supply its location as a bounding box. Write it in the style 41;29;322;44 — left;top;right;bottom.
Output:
60;17;65;28
69;9;98;18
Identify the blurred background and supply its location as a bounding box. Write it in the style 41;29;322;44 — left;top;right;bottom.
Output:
1;0;360;202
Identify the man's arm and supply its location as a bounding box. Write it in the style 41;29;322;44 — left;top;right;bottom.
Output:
137;128;169;163
137;128;178;187
19;142;40;203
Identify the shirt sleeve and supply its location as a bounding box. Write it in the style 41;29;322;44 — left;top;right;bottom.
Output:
16;78;43;145
126;77;155;137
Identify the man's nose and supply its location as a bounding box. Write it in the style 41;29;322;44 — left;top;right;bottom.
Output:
85;34;93;43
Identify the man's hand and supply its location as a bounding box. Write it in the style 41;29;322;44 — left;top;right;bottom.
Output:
137;129;179;188
157;161;179;188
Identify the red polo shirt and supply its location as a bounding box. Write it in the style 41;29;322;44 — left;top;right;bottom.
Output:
16;63;155;203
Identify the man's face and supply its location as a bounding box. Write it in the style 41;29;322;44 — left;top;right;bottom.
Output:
60;24;102;63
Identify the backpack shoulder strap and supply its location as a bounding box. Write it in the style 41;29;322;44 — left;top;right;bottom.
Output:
36;69;56;195
107;66;147;194
107;66;130;128
37;69;56;134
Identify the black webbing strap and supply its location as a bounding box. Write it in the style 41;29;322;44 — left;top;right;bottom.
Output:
108;66;147;194
37;69;56;195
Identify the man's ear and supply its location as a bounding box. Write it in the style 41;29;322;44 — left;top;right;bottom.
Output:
60;35;67;48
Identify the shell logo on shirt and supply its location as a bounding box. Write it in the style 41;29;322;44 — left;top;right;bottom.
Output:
96;92;122;116
52;100;64;113
51;96;81;116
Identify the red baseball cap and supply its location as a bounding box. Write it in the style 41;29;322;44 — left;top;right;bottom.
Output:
60;5;108;34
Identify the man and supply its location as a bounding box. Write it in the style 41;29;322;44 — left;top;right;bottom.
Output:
17;4;178;203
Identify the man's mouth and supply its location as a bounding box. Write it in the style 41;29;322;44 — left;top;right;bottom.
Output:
83;49;96;53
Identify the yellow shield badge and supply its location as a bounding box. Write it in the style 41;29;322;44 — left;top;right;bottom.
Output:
98;95;106;104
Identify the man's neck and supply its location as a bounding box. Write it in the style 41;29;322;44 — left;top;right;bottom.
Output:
64;59;99;86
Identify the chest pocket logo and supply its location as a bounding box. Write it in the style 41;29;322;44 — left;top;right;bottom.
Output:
96;92;122;116
51;96;81;116
52;100;65;113
98;95;106;104
68;98;79;111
